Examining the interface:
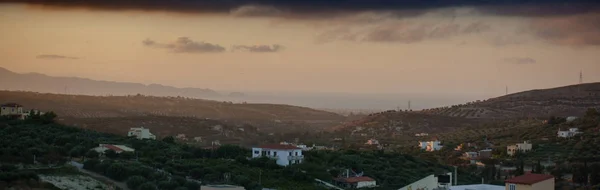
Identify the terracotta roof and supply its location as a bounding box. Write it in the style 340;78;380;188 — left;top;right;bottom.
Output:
103;144;124;152
257;144;300;150
335;176;375;183
1;103;22;107
505;173;554;185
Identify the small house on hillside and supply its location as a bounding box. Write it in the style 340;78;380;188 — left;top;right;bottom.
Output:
505;173;554;190
92;144;135;154
419;140;443;151
334;176;377;189
507;141;532;156
557;128;582;138
127;127;156;140
0;103;23;116
252;144;303;166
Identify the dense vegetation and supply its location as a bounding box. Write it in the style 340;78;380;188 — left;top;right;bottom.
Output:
0;113;479;190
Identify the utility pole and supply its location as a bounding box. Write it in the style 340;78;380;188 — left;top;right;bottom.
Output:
580;70;583;84
408;100;411;111
505;86;508;95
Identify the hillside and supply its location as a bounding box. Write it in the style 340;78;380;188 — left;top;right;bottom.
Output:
0;91;343;121
0;91;345;136
0;67;239;98
420;83;600;119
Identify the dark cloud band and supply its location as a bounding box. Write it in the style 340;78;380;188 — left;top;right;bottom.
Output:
8;0;600;17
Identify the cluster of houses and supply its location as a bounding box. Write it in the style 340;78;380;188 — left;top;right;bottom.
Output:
398;171;554;190
0;103;44;120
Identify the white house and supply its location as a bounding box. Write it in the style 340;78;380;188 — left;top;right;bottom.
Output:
92;144;135;154
398;173;453;190
507;141;532;156
252;144;304;166
419;140;443;151
127;127;156;140
557;128;582;138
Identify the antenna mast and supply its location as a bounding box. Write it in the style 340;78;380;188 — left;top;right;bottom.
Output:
505;85;508;95
408;100;411;111
579;70;583;84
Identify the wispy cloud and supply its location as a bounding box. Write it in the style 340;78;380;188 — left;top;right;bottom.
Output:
503;57;537;65
36;54;79;60
143;37;226;53
232;44;284;52
315;21;492;44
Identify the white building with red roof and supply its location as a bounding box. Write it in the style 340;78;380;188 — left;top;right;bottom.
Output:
334;176;376;189
93;144;135;154
252;144;304;166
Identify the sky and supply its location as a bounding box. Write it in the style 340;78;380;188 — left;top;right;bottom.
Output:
1;0;600;109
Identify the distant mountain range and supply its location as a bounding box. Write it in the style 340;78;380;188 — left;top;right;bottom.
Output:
0;67;244;98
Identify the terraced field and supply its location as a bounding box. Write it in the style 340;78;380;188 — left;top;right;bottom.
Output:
420;83;600;119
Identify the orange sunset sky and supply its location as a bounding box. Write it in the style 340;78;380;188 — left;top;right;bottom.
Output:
1;1;599;99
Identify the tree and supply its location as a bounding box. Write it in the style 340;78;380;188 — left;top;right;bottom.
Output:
532;160;543;174
120;151;134;160
163;136;175;144
590;163;600;185
157;180;179;190
85;150;99;159
105;149;118;159
126;175;146;189
585;108;599;118
137;182;158;190
514;159;525;176
40;112;57;124
184;181;201;190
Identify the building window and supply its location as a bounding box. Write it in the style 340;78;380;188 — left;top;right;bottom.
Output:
289;152;292;156
273;151;277;157
254;151;259;154
295;152;298;156
508;184;516;190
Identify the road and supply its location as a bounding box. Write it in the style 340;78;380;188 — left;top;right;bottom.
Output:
70;161;130;190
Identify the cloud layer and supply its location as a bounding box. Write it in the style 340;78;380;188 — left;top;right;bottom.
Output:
232;44;284;53
143;37;283;53
12;0;600;47
13;0;600;17
36;54;79;60
316;21;492;44
143;37;226;53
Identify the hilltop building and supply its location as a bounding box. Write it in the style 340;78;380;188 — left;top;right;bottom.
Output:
127;127;156;140
252;144;303;166
507;141;532;156
419;140;443;151
557;128;582;138
505;173;554;190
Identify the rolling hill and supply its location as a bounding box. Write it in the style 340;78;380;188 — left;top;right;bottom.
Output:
329;83;600;144
0;91;346;135
420;83;600;119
